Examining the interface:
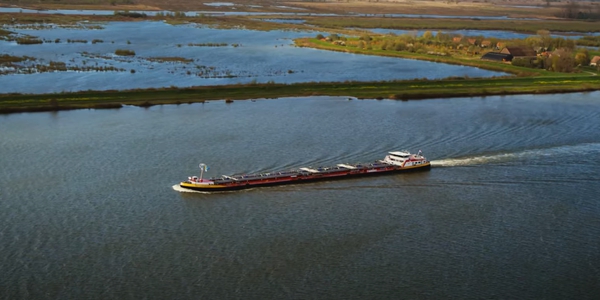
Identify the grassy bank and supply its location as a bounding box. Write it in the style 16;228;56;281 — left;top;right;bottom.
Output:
2;75;599;114
304;17;600;34
3;39;599;114
2;7;599;114
296;38;542;77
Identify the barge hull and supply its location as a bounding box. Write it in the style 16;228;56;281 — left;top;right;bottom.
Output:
180;163;430;192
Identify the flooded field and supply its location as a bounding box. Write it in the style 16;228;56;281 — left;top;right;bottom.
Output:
0;7;538;19
0;7;336;17
0;21;505;94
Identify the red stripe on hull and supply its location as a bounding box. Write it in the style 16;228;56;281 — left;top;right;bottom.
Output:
180;164;430;192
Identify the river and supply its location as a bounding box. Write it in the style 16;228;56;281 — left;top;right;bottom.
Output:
1;93;599;299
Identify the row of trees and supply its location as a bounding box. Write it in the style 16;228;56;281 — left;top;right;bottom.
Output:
317;32;599;73
555;2;600;20
319;30;588;54
511;48;593;73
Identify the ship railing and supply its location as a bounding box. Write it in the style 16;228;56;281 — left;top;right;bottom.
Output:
320;166;351;173
337;164;357;169
210;161;398;183
217;171;304;181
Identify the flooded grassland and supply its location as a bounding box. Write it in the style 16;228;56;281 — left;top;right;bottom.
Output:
0;20;504;95
1;8;599;114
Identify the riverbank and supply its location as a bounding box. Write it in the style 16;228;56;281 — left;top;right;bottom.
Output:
303;16;600;34
2;75;599;114
294;37;545;77
2;3;599;114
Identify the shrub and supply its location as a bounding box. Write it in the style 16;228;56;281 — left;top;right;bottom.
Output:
394;42;406;51
16;37;43;45
359;34;372;41
115;49;136;56
114;11;147;18
511;57;540;68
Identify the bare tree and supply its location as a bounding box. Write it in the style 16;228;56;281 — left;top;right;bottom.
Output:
547;48;575;72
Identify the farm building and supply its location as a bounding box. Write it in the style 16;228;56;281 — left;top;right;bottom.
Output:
500;47;537;58
481;52;513;62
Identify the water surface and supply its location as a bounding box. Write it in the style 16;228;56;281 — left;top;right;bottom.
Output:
1;92;599;299
0;21;505;93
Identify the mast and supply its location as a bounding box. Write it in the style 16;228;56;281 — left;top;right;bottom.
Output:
199;163;207;181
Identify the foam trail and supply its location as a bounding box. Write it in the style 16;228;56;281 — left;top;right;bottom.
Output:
432;142;600;167
432;153;519;167
172;184;211;194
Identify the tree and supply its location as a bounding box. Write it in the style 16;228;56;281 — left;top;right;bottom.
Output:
537;30;553;49
381;40;389;50
436;31;451;43
561;1;580;19
359;34;372;41
547;48;575;72
575;48;590;66
537;29;550;37
394;42;406;51
525;36;542;48
422;31;433;40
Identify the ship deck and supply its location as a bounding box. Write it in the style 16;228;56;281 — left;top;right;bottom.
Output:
209;161;394;184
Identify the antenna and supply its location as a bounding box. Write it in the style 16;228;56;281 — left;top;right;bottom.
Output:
198;163;208;181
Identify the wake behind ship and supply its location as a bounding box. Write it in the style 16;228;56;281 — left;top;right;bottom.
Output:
180;150;430;192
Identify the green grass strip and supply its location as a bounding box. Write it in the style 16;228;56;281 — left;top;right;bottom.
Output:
1;75;599;114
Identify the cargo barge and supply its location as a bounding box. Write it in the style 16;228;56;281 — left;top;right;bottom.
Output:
180;150;430;192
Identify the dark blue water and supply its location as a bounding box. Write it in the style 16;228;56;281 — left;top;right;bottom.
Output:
1;93;599;299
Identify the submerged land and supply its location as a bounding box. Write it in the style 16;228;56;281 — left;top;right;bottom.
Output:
1;0;600;113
